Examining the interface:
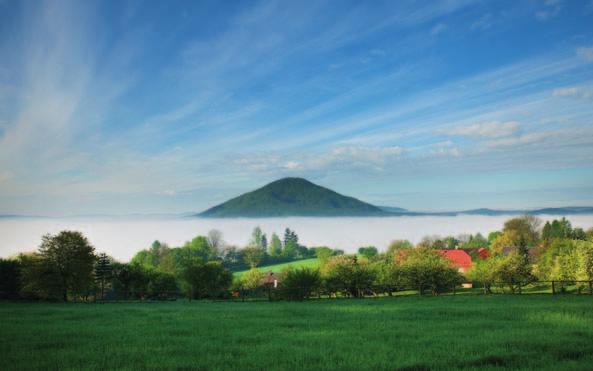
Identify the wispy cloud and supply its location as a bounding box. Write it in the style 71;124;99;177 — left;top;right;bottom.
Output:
232;145;405;175
552;85;593;98
430;141;461;157
577;46;593;61
535;0;563;21
0;0;592;213
444;121;520;138
483;131;556;148
430;23;448;35
470;14;493;31
553;87;580;97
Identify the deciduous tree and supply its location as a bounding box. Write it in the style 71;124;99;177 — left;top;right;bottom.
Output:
322;255;377;297
268;233;283;257
94;253;112;300
243;246;264;268
241;268;264;290
279;267;321;300
399;247;463;295
207;229;224;257
0;258;21;299
148;270;177;300
358;246;378;260
492;253;534;293
491;215;541;258
250;227;265;251
38;231;96;301
111;262;133;300
315;246;333;267
387;240;413;260
468;258;497;294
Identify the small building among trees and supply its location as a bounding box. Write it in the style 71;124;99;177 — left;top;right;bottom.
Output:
438;249;474;288
437;249;473;273
262;271;280;288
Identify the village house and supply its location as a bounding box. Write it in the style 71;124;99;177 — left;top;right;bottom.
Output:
437;249;473;273
460;247;490;261
476;247;490;260
437;249;475;288
262;271;279;288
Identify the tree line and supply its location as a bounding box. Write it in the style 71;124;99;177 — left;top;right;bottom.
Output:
0;227;330;301
240;216;593;299
1;216;592;301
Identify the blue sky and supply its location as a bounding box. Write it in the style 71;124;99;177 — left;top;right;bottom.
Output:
1;0;593;215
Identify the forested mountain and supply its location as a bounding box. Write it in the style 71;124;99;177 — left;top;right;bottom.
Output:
199;178;387;217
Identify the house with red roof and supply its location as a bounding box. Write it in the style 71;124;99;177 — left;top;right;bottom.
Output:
477;247;490;260
437;249;473;273
461;247;491;261
262;271;280;288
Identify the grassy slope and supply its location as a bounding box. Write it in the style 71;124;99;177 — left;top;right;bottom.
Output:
1;296;593;370
233;258;319;277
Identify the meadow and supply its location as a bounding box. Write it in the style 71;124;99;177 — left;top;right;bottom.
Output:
1;295;592;370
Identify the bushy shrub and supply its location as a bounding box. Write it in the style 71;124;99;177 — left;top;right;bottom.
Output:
400;247;463;295
575;241;593;279
358;246;378;260
533;239;593;292
241;268;264;290
0;258;22;299
111;262;132;299
468;259;497;294
574;241;593;293
179;259;232;300
315;246;334;267
278;267;321;300
148;271;178;300
18;253;62;301
387;240;413;257
535;239;574;280
373;257;406;295
322;255;377;297
491;252;534;293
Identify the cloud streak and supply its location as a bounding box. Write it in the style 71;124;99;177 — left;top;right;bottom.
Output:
444;121;520;138
0;0;592;214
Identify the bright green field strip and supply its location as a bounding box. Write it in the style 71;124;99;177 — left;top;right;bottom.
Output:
1;295;593;370
233;258;319;277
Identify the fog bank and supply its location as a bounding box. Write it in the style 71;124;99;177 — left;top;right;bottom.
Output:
2;215;593;261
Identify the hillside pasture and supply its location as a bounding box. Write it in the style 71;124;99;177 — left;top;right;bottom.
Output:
1;295;592;370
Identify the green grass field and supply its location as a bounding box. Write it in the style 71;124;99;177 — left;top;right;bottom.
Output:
233;258;319;277
1;295;592;370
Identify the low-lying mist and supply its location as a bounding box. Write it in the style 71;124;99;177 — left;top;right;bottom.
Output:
2;215;593;261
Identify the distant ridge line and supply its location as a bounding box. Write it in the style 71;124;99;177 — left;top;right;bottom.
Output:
196;177;593;218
